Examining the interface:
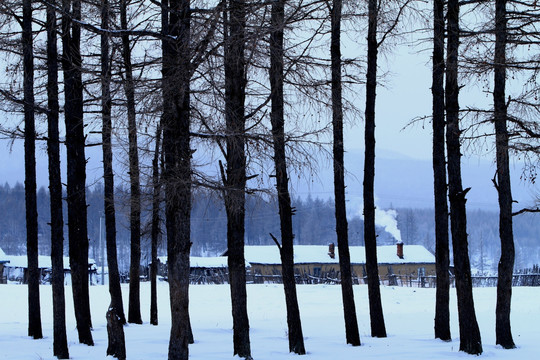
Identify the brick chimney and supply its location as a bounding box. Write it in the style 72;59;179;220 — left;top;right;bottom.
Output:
396;241;404;259
328;243;335;259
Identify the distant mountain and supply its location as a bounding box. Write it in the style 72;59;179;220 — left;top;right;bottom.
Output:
2;136;537;212
291;147;538;211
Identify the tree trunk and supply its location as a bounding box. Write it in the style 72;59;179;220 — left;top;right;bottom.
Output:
47;1;69;357
120;0;143;325
224;1;251;358
23;0;42;341
61;0;93;345
106;304;126;360
269;0;306;354
432;0;451;342
445;0;482;354
102;3;127;357
331;0;361;346
101;0;126;327
364;0;386;338
494;0;515;349
163;1;193;359
150;123;163;326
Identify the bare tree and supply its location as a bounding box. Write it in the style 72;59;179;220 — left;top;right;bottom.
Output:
100;0;127;357
363;0;386;338
432;0;451;341
46;1;70;357
120;0;143;325
62;0;93;345
445;0;481;354
162;0;193;358
223;0;252;358
362;0;412;338
150;122;163;326
330;0;360;346
269;0;306;354
493;0;515;349
23;0;42;341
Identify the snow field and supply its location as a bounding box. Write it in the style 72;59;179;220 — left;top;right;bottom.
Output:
0;283;539;359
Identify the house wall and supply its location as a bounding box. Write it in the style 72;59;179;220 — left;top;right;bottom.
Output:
250;262;436;281
352;263;436;278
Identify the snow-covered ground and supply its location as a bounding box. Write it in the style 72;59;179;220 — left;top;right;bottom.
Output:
1;283;539;359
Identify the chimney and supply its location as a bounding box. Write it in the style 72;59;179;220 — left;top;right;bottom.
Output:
396;241;404;259
328;243;335;259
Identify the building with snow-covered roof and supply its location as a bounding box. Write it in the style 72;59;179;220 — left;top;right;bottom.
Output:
154;256;233;284
2;254;97;285
237;243;436;285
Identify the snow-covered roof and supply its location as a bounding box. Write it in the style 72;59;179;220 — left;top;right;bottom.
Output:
157;256;240;268
0;248;8;263
155;245;434;268
244;245;435;265
191;256;228;268
3;255;96;270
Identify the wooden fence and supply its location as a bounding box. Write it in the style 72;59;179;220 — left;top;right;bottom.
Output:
202;272;540;288
110;268;540;288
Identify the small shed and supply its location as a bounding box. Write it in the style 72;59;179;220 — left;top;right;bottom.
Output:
156;256;232;284
190;257;229;284
2;255;97;285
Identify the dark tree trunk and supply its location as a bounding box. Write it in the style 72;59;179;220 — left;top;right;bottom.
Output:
224;1;251;358
162;1;193;358
331;0;361;346
364;0;386;339
102;3;127;357
269;0;306;354
120;0;143;325
445;0;482;354
150;123;163;326
494;0;515;349
106;305;126;360
61;0;93;345
101;0;126;327
47;1;69;357
23;0;42;341
432;0;451;342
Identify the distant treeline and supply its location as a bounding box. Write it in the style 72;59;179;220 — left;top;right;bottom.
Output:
0;182;538;272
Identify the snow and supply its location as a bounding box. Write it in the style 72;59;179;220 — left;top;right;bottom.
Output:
157;256;248;268
1;282;539;359
157;256;230;268
190;256;228;268
244;245;435;265
2;255;95;270
374;245;435;264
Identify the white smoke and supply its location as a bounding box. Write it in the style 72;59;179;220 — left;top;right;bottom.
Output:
374;208;402;243
346;196;402;243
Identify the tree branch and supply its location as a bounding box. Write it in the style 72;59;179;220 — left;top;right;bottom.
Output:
270;233;282;252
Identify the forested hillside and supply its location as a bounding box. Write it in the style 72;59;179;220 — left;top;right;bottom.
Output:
1;182;538;273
